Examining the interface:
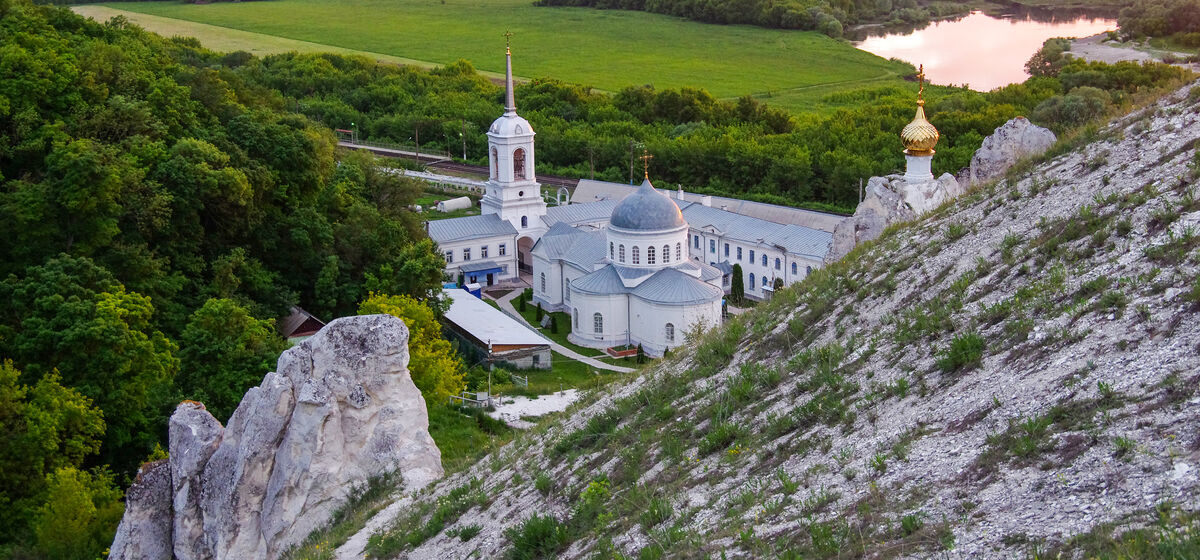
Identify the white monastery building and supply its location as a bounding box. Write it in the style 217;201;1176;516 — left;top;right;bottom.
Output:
428;44;846;355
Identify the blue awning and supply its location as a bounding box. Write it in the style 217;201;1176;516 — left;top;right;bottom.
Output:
460;260;504;274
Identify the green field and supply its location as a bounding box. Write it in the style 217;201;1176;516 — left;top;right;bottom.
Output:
84;0;909;109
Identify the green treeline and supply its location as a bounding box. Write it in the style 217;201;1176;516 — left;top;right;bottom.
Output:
1119;0;1200;43
0;1;445;557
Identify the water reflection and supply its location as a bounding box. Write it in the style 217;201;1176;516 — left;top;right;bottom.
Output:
854;11;1117;91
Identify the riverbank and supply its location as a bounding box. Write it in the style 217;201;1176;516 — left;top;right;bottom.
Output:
1069;32;1200;71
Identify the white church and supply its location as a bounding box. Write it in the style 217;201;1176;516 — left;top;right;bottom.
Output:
428;44;860;355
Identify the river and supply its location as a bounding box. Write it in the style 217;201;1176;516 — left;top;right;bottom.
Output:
854;11;1117;91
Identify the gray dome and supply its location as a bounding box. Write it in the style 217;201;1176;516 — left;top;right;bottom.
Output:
488;113;534;137
609;179;685;231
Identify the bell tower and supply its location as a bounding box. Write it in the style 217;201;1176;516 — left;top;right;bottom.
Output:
481;34;547;237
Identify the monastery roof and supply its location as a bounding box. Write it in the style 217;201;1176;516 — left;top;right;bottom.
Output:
632;268;724;305
610;179;685;231
427;214;516;244
442;289;549;347
572;179;846;232
571;265;626;295
680;203;833;260
542;199;619;228
532;223;607;270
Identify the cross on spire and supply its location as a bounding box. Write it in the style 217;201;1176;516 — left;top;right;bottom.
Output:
916;64;926;106
640;149;653;180
504;30;513;54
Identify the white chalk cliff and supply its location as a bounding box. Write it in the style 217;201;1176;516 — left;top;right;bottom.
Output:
109;313;443;560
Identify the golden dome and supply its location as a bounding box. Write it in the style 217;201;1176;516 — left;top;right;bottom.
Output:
901;102;939;155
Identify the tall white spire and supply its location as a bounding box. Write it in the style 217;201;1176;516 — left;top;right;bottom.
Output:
504;33;516;115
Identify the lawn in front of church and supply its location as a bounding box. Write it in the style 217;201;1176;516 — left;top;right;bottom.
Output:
86;0;908;111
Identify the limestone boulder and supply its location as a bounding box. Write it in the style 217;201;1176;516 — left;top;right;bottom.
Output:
969;116;1057;185
110;314;442;560
108;460;173;560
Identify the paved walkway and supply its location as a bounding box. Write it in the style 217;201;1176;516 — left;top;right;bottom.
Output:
494;290;634;374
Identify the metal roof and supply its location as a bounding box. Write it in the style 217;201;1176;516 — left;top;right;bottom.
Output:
632;268;724;305
571;265;627;295
441;289;549;347
543;199;619;227
427;214;517;245
531;223;607;270
609;179;685;231
460;260;505;273
572;178;847;232
680;203;833;260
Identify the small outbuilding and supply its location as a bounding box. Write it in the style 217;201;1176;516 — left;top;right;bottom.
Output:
441;289;552;370
436;196;473;213
280;306;325;343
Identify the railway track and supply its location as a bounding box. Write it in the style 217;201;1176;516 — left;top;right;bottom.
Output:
339;141;579;190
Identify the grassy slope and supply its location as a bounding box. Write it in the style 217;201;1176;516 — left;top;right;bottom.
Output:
89;0;907;109
368;81;1200;558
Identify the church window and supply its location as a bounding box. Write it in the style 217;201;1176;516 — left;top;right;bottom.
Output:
463;248;471;261
694;235;700;249
791;262;797;275
633;246;640;264
445;251;453;263
737;247;742;260
724;243;729;257
499;243;507;256
647;246;656;265
663;245;670;263
806;265;813;275
749;273;755;290
482;246;489;259
619;244;625;263
675;243;682;260
709;240;716;253
565;279;571;301
749;250;755;263
763;276;769;287
540;273;546;292
665;323;675;343
610;242;614;259
491;147;498;179
593;313;603;334
761;254;768;267
775;258;781;270
574;309;579;328
513;148;527;180
521;216;528;228
518;191;524;197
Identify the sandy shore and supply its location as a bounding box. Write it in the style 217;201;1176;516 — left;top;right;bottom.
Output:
1069;33;1198;72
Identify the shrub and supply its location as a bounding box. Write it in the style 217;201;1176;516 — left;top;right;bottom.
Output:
504;514;570;560
936;333;985;373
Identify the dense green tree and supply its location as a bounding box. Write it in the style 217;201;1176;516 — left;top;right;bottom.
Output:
177;298;289;421
730;264;745;304
0;361;106;544
30;467;123;560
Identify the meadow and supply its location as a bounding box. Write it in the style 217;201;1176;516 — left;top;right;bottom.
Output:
87;0;910;110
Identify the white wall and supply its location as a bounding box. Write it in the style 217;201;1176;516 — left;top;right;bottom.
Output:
439;234;518;283
567;292;630;349
628;297;722;356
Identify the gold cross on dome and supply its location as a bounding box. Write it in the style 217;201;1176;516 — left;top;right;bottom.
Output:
917;64;926;104
640;149;653;179
504;30;513;52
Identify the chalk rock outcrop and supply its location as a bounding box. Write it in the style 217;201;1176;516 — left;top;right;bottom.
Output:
969;116;1057;185
828;172;959;261
109;314;442;560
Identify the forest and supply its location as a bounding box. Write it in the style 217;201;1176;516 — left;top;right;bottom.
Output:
0;0;1193;557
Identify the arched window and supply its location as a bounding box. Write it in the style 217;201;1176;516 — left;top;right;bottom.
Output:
663;245;670;263
521;216;528;228
806;265;813;275
775;258;781;270
647;246;656;265
565;279;571;301
665;323;675;343
593;312;603;334
792;262;798;275
761;254;768;267
632;246;640;265
573;309;578;328
763;276;769;287
619;244;626;263
513;148;527;180
749;273;755;290
540;273;546;293
675;243;682;260
491;147;498;179
609;242;614;259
